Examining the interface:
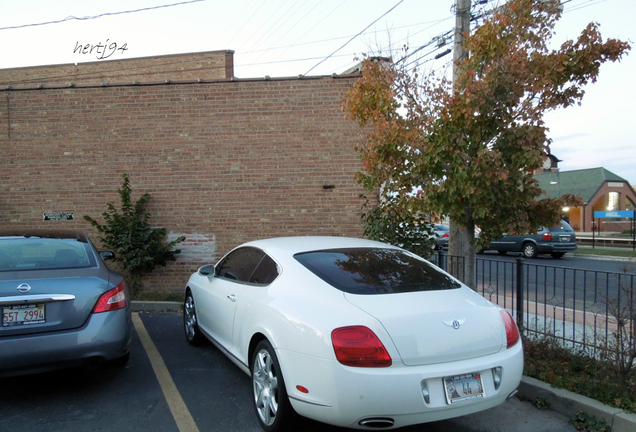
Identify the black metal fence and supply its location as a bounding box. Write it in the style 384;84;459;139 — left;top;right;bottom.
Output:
432;252;636;361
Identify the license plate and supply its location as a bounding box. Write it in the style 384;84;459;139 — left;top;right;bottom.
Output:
443;372;485;404
2;304;46;327
560;235;570;242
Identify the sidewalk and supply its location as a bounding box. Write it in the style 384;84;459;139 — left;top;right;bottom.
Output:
130;300;636;431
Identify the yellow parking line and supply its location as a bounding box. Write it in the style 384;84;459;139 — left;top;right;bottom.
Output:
132;313;200;432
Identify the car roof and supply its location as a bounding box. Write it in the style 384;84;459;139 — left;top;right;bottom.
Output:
0;229;89;243
241;236;398;256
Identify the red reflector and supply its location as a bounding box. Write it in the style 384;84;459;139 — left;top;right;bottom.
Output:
501;311;520;348
93;281;127;313
542;232;552;241
331;326;392;367
296;385;309;394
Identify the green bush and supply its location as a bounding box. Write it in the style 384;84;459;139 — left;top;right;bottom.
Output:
524;336;636;413
84;173;185;296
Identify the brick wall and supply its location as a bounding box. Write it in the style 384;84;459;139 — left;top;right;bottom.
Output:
0;50;234;87
0;75;369;292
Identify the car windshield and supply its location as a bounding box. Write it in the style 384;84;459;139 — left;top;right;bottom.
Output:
0;238;96;272
294;248;461;295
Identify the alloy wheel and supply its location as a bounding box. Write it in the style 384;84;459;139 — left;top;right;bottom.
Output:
253;348;279;427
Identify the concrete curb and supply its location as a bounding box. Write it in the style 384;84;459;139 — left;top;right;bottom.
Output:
131;301;636;431
131;300;182;312
517;376;636;432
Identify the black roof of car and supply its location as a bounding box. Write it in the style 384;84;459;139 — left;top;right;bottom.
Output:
0;229;89;243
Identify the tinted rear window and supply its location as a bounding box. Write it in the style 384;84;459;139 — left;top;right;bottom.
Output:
294;248;460;295
0;238;96;272
549;221;574;232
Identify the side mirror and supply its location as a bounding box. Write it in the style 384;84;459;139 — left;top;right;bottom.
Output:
100;251;115;261
198;264;216;276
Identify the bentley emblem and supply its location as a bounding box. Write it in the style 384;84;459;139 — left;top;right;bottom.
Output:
17;283;32;293
443;319;465;329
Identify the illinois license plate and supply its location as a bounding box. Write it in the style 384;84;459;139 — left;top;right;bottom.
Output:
2;304;46;327
443;372;485;404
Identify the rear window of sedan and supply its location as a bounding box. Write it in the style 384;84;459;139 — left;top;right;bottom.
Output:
0;238;96;272
294;248;461;294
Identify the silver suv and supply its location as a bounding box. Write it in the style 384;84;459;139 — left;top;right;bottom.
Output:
484;220;577;259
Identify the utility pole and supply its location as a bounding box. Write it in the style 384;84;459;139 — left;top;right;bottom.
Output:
453;0;472;85
448;0;477;290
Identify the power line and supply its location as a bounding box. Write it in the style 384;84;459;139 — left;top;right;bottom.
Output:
0;0;204;31
303;0;406;76
0;0;616;82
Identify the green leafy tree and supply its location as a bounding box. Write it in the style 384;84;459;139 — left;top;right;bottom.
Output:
344;0;629;287
84;173;185;296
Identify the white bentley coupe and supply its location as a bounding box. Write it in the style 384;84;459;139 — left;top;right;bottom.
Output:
183;236;523;431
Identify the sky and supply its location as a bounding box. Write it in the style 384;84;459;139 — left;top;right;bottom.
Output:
1;0;634;183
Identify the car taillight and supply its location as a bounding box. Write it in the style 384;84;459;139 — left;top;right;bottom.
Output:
331;326;392;367
443;233;449;238
501;311;520;348
93;281;127;313
542;232;552;241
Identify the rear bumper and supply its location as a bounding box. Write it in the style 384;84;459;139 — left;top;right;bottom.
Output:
0;308;132;377
279;340;523;429
537;243;577;253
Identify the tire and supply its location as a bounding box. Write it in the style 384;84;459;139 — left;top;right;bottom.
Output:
251;340;294;432
522;243;538;259
551;252;565;259
497;250;508;255
184;291;205;346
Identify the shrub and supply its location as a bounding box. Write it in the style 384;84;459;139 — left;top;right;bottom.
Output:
523;336;636;413
84;173;185;296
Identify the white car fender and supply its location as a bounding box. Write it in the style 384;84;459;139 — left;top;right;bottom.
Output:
234;278;395;369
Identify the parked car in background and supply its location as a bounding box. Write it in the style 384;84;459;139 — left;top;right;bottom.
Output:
184;236;523;431
0;229;132;377
482;220;577;258
433;224;450;250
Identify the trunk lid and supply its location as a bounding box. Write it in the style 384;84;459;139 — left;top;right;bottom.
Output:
344;287;505;366
0;267;110;337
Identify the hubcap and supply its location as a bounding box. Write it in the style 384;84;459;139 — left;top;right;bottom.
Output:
253;349;279;426
184;296;196;340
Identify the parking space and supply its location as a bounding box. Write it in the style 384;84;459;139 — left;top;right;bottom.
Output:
0;315;178;432
0;312;577;432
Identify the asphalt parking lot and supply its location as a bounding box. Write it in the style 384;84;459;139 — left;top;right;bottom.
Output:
0;312;578;432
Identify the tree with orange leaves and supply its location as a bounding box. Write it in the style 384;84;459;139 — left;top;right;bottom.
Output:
344;0;630;287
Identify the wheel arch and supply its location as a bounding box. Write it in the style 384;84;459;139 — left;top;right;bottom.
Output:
521;240;539;257
521;239;539;249
248;332;269;369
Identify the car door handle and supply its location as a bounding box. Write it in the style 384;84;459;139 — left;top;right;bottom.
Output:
227;294;237;302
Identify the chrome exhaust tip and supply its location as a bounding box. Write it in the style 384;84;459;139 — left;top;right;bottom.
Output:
358;417;395;428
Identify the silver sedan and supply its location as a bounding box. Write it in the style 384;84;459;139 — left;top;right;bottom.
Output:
0;229;132;377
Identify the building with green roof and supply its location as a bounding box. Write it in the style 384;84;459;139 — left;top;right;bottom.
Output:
534;165;636;233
